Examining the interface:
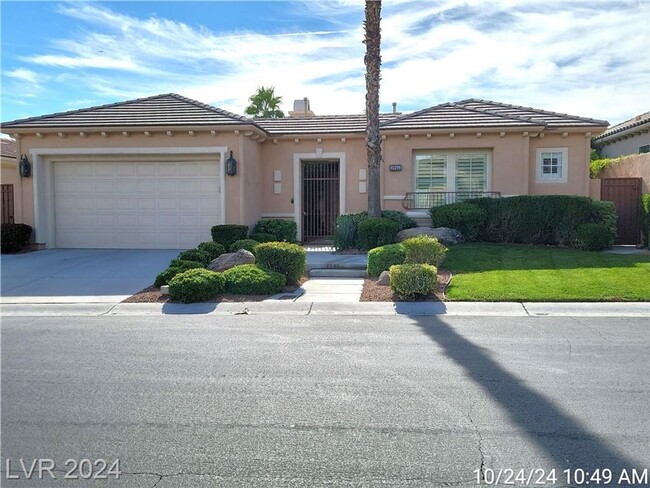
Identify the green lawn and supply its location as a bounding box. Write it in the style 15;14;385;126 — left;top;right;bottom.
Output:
443;243;650;301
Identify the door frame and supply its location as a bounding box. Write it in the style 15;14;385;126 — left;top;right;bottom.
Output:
293;151;346;241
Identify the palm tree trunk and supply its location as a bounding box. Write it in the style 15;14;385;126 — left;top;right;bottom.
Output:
364;0;382;218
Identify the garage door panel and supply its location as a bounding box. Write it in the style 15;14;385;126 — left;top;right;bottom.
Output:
54;160;221;249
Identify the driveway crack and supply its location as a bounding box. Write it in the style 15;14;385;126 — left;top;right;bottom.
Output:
467;399;486;483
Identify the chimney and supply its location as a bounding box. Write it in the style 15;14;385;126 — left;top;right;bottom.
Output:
288;97;315;117
392;102;397;114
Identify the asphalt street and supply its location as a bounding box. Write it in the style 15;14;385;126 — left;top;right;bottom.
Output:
1;314;648;487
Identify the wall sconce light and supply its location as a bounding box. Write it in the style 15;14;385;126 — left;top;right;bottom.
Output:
225;151;237;176
19;154;31;177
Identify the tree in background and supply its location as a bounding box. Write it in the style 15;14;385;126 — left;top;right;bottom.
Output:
245;86;284;118
364;0;382;217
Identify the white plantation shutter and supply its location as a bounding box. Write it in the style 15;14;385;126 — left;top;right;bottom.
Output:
456;154;487;194
415;154;446;191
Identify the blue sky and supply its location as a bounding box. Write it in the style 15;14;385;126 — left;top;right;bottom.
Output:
1;0;649;126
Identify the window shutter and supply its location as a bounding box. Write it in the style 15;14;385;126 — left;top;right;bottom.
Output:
415;155;446;191
456;154;487;194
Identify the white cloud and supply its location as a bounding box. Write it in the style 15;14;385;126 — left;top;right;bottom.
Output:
5;68;39;84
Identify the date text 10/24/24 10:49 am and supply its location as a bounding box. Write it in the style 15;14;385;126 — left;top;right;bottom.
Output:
476;467;648;486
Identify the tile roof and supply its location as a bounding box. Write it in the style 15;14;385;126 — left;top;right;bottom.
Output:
0;138;17;158
0;93;258;130
381;99;608;131
256;113;401;135
593;111;650;141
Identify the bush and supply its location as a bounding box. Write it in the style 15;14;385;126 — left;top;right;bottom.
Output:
367;243;406;277
229;239;260;253
333;212;368;250
177;248;211;266
168;268;225;303
576;223;616;251
642;194;650;248
357;217;400;251
402;235;447;266
1;223;32;253
429;202;486;241
389;264;438;300
255;242;306;285
211;224;249;248
197;241;225;260
249;232;277;243
252;219;297;242
222;264;285;295
381;210;417;231
154;260;204;287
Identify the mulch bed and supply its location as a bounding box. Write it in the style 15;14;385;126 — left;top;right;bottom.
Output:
360;270;452;302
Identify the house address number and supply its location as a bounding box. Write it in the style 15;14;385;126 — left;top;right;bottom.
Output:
389;164;402;171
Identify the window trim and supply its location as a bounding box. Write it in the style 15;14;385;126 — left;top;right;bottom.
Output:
413;149;491;193
536;147;568;183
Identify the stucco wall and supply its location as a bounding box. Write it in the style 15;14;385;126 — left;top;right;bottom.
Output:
597;153;650;194
1;155;23;223
599;132;650;158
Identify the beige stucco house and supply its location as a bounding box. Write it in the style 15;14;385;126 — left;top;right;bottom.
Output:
1;94;608;248
593;112;650;158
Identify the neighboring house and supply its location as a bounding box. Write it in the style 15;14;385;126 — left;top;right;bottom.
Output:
592;111;650;158
1;138;21;224
0;94;607;248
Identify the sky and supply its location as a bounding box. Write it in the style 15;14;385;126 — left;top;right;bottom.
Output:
1;0;649;127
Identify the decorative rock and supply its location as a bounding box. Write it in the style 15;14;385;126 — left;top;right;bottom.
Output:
377;270;391;286
207;249;255;272
396;226;465;246
160;285;169;295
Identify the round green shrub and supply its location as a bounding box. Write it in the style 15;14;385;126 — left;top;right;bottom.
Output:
381;210;417;230
177;248;211;266
229;239;261;253
197;241;226;260
357;217;400;251
211;224;249;248
154;260;204;287
252;219;297;242
249;232;277;243
402;235;448;266
333;212;368;250
576;223;616;251
222;264;286;295
429;202;486;242
389;264;438;300
1;223;32;253
168;268;225;303
255;242;306;285
367;243;406;277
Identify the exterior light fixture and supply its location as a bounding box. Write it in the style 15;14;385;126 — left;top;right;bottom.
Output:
19;154;31;177
226;151;237;176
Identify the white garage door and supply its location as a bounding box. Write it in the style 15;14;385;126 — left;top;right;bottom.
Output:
54;160;222;249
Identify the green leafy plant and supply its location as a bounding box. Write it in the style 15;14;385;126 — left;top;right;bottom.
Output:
641;194;650;248
590;157;621;178
229;239;261;253
252;219;297;242
177;248;212;266
357;217;399;251
576;223;616;251
244;86;284;118
255;242;306;285
211;225;249;248
197;241;225;260
154;260;205;288
168;268;225;303
429;202;487;241
367;243;406;277
333;212;368;250
249;232;277;243
380;210;417;231
389;264;438;300
222;264;285;295
1;223;32;253
402;235;447;266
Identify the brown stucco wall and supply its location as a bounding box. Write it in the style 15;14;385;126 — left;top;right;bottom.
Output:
596;153;650;194
1;155;23;223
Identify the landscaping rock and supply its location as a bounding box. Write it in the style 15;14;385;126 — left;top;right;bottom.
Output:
377;270;391;286
396;226;465;246
207;249;255;272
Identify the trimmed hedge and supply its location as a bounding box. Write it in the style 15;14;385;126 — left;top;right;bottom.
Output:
1;223;32;253
381;210;417;231
357;217;399;251
154;260;204;288
229;239;260;253
252;219;297;242
576;223;616;251
197;241;226;260
249;232;277;243
402;235;447;266
333;211;415;250
641;194;650;248
177;248;212;266
168;268;225;303
255;242;306;285
389;264;438;300
367;243;406;277
211;224;249;248
429;202;486;242
222;264;285;295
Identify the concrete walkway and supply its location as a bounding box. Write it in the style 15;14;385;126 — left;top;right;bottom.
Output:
294;278;364;302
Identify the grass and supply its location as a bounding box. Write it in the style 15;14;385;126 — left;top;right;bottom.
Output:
443;243;650;301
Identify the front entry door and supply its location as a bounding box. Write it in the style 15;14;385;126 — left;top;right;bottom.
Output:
601;177;642;245
302;160;340;242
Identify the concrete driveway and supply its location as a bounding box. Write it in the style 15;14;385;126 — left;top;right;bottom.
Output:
0;249;180;304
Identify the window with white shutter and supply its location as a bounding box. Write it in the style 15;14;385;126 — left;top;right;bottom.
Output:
455;154;487;197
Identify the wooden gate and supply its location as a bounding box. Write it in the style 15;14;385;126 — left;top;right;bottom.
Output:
601;177;641;245
302;160;340;242
1;184;14;224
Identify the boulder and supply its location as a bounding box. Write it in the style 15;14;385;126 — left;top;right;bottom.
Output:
207;249;255;272
396;226;465;246
377;270;391;286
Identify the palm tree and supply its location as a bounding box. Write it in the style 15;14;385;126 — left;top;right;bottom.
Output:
244;86;285;118
364;0;382;217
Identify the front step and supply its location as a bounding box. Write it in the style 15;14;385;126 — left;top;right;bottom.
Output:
309;268;367;278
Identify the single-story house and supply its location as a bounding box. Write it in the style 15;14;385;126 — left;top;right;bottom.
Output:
1;94;608;248
1;138;21;224
592;112;650;158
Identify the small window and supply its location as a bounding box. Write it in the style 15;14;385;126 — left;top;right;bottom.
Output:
640;144;650;154
537;148;568;183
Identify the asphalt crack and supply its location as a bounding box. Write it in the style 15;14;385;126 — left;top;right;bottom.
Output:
466;399;486;483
